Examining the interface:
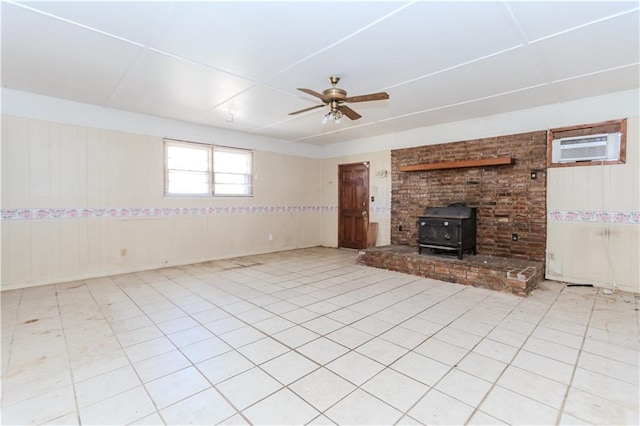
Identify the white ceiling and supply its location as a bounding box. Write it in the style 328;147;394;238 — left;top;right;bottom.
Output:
2;1;639;146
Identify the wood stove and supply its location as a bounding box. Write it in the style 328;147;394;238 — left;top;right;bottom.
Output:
418;203;477;260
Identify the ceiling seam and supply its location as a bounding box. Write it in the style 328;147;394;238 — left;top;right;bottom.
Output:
497;1;557;102
381;44;524;91
5;1;144;47
105;3;180;107
261;1;419;87
550;62;640;84
376;83;550;123
292;83;550;143
528;7;640;45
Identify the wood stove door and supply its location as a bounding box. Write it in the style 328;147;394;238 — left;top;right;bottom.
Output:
338;162;369;249
420;218;460;246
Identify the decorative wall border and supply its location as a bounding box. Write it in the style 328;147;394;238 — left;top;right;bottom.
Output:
0;206;334;221
3;207;633;222
548;210;640;224
0;205;392;221
371;206;391;215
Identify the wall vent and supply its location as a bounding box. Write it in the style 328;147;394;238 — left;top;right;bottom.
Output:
551;133;620;163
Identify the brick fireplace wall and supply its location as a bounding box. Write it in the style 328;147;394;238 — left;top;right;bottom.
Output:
391;131;547;262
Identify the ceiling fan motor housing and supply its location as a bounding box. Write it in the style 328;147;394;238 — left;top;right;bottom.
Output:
323;87;347;101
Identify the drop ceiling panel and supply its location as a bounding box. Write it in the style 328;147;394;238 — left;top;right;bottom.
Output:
361;46;548;121
108;50;255;122
150;1;407;82
386;84;558;135
19;1;175;45
254;113;329;142
267;1;523;94
1;3;142;105
297;121;399;146
530;11;640;81
430;84;559;123
552;64;640;102
196;86;323;132
506;1;638;42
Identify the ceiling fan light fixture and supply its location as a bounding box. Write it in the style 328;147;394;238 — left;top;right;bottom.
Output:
321;108;343;125
334;109;343;124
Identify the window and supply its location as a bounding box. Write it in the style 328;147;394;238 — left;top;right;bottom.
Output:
213;146;253;196
165;139;253;196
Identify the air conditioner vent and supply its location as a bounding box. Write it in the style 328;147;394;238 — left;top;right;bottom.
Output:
552;133;620;163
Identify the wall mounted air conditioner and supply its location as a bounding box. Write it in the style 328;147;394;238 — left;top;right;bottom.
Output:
551;133;621;163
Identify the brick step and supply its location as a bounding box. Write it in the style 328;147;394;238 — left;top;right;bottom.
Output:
357;245;544;296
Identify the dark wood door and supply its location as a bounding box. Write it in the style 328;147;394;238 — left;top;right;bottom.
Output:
338;162;369;249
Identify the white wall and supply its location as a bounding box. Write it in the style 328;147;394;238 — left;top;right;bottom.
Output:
1;116;322;290
546;117;639;293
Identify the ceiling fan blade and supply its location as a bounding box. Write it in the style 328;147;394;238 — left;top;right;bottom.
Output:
288;104;325;115
344;92;389;103
297;88;329;102
338;105;362;120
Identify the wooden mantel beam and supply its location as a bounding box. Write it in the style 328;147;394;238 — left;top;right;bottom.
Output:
398;156;515;172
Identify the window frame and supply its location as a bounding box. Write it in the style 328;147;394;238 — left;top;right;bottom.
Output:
164;139;253;197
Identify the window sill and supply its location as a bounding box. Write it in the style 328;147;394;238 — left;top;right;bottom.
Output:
163;194;254;198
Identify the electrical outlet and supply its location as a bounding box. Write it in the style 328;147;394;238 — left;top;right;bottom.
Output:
511;233;518;241
371;196;375;202
268;234;273;241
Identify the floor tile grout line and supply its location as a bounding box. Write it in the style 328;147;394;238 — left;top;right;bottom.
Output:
108;250;374;424
462;283;576;425
411;285;564;423
105;273;294;424
85;252;489;425
254;283;490;424
389;289;522;424
176;254;376;423
82;275;174;425
555;287;605;425
0;287;23;405
3;286;93;415
164;253;444;423
53;283;85;425
11;251;406;422
86;272;262;423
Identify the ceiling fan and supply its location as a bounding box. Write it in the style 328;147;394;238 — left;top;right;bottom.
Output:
289;76;389;123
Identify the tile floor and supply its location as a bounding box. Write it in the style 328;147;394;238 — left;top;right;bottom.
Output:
1;247;638;425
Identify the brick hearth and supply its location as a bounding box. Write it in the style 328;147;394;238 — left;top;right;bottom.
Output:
357;245;544;296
